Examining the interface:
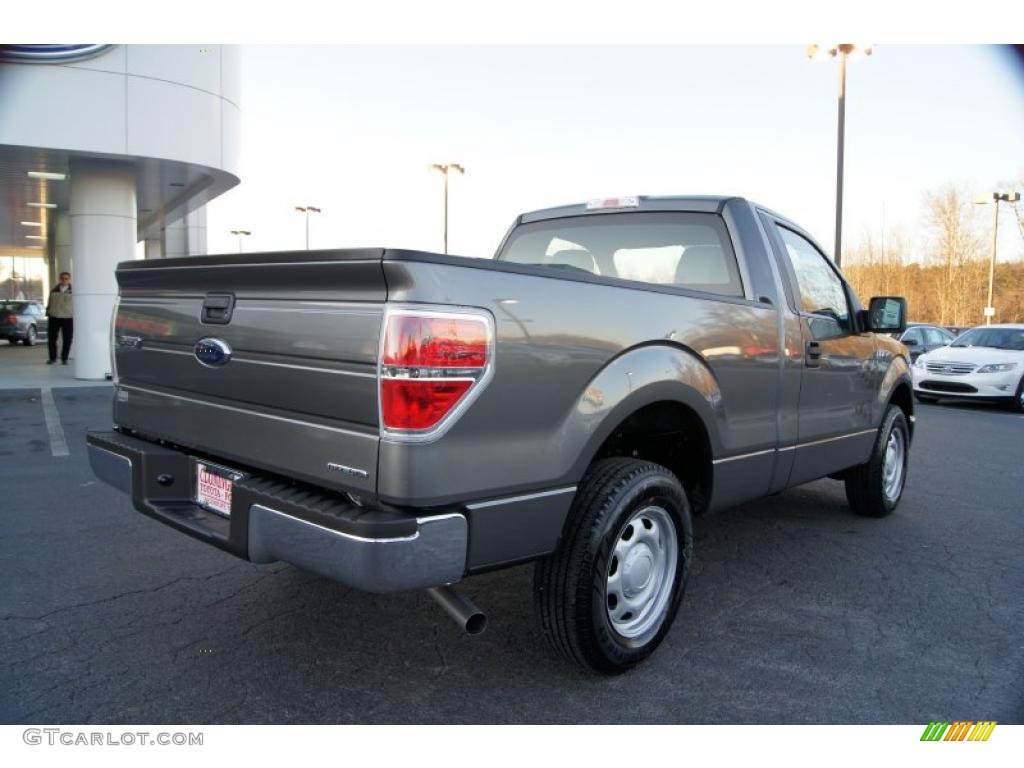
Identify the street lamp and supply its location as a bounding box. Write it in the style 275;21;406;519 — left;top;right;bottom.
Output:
807;43;873;267
230;229;251;253
294;206;321;250
430;163;465;254
973;191;1021;325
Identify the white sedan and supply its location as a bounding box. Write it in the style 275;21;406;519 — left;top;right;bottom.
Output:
911;324;1024;412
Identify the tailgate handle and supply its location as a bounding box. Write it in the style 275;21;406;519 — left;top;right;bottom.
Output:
201;293;235;325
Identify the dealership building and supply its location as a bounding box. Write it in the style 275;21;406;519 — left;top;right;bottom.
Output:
0;44;241;379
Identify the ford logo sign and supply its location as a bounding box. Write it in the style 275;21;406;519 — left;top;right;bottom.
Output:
194;338;232;367
0;45;113;63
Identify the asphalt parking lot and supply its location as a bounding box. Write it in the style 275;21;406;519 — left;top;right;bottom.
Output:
1;383;1022;724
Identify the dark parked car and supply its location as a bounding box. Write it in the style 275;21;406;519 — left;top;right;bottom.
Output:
2;301;47;346
898;323;955;361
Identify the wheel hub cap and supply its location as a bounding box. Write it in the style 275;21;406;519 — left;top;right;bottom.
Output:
605;505;679;640
622;547;654;594
882;428;905;502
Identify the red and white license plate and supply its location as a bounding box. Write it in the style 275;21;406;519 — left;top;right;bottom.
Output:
194;461;242;517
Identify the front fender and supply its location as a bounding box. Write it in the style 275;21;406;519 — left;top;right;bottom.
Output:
877;352;914;428
560;343;725;482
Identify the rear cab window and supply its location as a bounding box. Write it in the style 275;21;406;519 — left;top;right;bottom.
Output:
497;212;744;298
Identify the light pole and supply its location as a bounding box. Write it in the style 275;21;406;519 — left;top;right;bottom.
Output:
430;163;465;254
230;229;251;253
294;206;321;250
973;191;1021;325
807;44;872;267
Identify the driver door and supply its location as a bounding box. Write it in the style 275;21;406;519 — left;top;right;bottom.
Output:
766;221;878;485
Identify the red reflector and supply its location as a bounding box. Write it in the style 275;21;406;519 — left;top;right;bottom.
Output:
381;379;473;430
382;315;487;368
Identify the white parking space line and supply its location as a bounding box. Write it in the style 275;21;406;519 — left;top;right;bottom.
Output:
40;387;69;457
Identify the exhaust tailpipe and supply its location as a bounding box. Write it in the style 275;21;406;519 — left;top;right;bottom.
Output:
428;586;487;635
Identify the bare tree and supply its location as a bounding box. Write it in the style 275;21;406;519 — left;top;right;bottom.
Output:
921;185;987;325
837;181;1024;326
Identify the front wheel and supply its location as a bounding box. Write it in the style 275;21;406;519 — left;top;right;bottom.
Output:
1008;377;1024;414
533;458;693;674
844;406;910;517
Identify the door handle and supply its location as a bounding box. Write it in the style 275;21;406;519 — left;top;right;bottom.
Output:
805;340;822;367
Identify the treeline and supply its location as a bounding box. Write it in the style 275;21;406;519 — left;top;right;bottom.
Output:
845;260;1024;326
843;183;1024;326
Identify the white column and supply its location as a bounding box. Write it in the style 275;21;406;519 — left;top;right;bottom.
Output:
144;237;162;260
70;160;137;381
55;212;73;276
163;218;188;258
187;206;207;256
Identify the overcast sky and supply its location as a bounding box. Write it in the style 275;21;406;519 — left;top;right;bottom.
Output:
205;44;1024;262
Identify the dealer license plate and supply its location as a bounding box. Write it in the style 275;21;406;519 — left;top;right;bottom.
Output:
194;461;243;517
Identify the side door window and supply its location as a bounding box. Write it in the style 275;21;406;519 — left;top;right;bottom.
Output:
902;328;924;346
924;327;949;347
774;225;852;339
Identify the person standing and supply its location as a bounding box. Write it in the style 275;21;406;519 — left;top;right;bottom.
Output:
46;271;74;365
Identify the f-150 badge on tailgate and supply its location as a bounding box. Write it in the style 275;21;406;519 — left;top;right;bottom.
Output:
194;338;232;367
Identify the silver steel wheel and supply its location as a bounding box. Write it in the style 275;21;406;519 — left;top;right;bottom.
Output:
882;427;905;502
605;505;678;640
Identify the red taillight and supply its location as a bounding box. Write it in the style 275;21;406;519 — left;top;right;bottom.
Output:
380;310;492;434
382;316;487;367
5;314;17;325
381;379;473;430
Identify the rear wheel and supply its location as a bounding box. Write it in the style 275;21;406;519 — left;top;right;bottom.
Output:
23;325;37;346
534;458;693;674
844;405;910;517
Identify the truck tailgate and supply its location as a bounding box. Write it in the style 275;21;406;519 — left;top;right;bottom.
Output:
111;249;385;495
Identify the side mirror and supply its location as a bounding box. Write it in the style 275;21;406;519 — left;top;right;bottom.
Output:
862;296;907;334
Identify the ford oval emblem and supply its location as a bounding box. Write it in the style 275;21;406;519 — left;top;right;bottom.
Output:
194;338;232;367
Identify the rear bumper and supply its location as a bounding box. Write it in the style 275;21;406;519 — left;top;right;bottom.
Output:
86;430;468;593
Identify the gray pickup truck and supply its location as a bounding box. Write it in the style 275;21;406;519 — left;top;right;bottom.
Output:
87;195;913;673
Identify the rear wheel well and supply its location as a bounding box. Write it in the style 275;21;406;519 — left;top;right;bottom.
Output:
591;401;713;515
889;382;914;438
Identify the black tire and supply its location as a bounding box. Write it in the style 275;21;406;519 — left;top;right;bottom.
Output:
913;392;938;405
23;325;37;346
534;458;693;674
844;406;910;518
1008;376;1024;414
